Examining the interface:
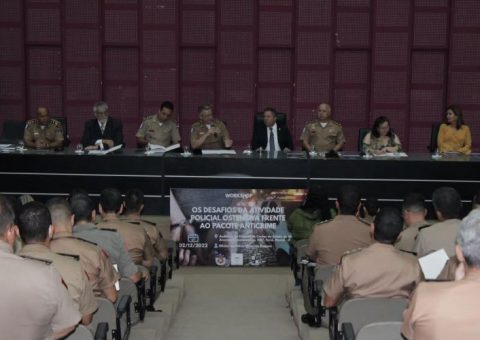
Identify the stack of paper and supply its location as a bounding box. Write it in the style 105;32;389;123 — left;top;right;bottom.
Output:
145;143;180;155
88;144;123;155
201;149;236;155
418;249;449;280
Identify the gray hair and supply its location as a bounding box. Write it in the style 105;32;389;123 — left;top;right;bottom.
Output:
457;209;480;267
93;101;109;114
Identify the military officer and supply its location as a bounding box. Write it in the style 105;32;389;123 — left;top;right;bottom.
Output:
300;103;345;152
23;106;64;149
190;104;232;150
0;196;81;340
17;201;97;325
136;101;181;147
324;207;421;307
395;193;429;253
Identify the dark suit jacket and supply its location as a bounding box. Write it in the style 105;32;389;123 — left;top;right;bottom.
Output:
251;123;294;151
81;117;124;148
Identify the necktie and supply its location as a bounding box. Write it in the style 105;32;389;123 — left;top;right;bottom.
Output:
269;127;275;152
100;122;105;134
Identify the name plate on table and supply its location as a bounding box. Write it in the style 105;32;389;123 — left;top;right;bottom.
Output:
170;188;306;267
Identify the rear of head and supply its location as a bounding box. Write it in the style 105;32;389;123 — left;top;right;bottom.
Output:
17;201;51;244
100;188;122;213
46;197;72;229
337;185;360;215
363;197;378;217
472;188;480;210
68;188;89;202
0;196;15;240
373;207;403;244
402;193;426;225
124;188;144;214
70;194;95;224
457;209;480;268
303;185;326;210
432;187;462;220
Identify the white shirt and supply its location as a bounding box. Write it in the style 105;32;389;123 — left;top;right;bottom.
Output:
266;123;281;151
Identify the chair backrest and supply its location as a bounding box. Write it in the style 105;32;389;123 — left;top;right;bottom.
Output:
315;264;335;283
338;297;408;334
53;116;70;146
428;123;441;152
118;277;146;324
254;111;287;128
66;324;94;340
1;120;26;141
294;239;309;264
357;128;370;153
356;321;403;340
91;298;117;340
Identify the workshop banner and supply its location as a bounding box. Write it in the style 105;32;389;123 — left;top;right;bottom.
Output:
170;188;306;266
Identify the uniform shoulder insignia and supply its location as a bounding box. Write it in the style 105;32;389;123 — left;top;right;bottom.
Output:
20;255;52;265
100;228;118;232
126;221;141;225
144;114;154;121
25;119;36;128
50;118;61;127
140;219;156;226
340;247;364;261
73;236;98;246
313;219;333;229
418;224;432;232
399;249;417;256
331;120;342;127
357;217;371;226
56;252;80;261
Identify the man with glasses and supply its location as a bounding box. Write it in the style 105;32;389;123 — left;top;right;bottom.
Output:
81;101;124;150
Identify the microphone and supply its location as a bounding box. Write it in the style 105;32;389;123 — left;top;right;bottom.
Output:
211;124;218;138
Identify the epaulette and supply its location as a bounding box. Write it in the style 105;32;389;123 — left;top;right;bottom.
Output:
331;120;342;127
357;217;371;226
25;119;37;127
399;249;417;256
126;221;141;225
20;255;52;265
100;228;118;232
56;252;80;261
143;114;155;121
73;236;98;246
418;224;432;232
340;247;364;264
49;118;62;127
140;219;156;226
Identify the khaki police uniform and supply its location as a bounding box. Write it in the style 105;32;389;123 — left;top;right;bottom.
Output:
97;217;155;266
437;256;458;281
324;242;421;303
300;119;345;152
190;119;231;149
50;231;118;297
135;115;180;147
402;274;480;339
306;215;372;265
414;219;461;258
18;244;98;317
395;221;430;253
24;118;64;148
123;217;169;261
0;240;81;339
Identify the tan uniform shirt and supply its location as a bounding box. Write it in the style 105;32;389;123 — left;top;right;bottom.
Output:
300;120;345;152
0;240;81;340
18;244;98;317
437;256;458;281
23;118;64;147
306;215;372;265
123;216;169;261
414;219;461;257
190;119;231;149
402;275;480;339
97;217;155;266
395;221;430;253
324;243;421;303
50;231;118;297
135;115;180;146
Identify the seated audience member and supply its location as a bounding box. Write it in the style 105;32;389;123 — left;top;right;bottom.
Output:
437;104;471;155
190;104;233;150
324;207;421;307
306;185;371;265
122;188;169;261
17;201;97;325
415;187;462;257
23;106;64;149
395;193;429;253
97;188;155;268
300;103;345;152
49;197;118;302
471;189;480;211
0;196;81;339
49;196;143;283
360;197;378;224
402;210;480;339
136;101;181;148
81;101;124;150
287;185;332;244
362;116;402;155
251;107;293;152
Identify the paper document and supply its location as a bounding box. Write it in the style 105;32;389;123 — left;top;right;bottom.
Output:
145;143;180;155
88;144;123;155
0;144;12;148
374;152;408;158
201;149;236;155
418;249;449;280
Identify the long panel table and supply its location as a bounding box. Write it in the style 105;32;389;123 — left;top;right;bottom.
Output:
0;149;479;214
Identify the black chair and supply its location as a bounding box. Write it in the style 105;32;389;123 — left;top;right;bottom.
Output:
53;116;70;147
427;123;441;153
357;128;370;153
254;111;287;128
0;120;26;143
